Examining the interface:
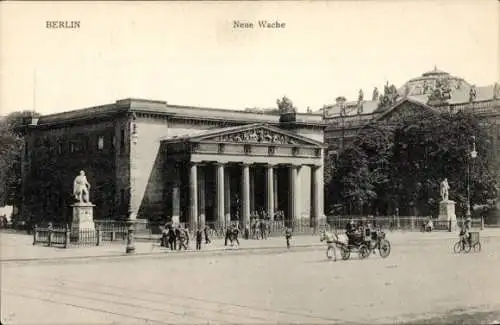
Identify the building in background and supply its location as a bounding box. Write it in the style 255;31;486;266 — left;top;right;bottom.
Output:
18;99;327;229
321;67;500;219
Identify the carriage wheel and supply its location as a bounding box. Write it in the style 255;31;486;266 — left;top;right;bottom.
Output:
340;246;350;260
473;242;482;253
453;241;462;253
326;246;335;260
379;239;391;258
359;245;370;259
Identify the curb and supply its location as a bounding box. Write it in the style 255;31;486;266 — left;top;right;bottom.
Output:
0;243;324;264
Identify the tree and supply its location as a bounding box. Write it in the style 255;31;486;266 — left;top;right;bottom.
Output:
390;111;497;216
325;109;498;217
0;111;40;208
327;123;393;215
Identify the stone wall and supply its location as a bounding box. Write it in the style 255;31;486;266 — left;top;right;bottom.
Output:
131;117;216;221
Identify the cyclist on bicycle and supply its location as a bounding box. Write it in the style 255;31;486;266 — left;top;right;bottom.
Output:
459;218;472;248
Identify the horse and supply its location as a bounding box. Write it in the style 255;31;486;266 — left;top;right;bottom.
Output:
319;230;349;261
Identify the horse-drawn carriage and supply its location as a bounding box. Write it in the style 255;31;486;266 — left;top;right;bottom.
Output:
321;226;391;260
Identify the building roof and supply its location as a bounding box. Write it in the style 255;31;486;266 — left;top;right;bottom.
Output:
398;67;496;104
320;67;499;118
35;98;325;127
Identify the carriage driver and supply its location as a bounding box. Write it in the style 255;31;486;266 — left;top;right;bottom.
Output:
345;219;360;245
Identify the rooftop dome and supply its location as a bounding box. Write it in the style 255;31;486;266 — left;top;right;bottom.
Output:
398;66;473;100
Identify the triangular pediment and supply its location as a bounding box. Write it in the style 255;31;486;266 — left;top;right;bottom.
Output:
375;98;438;124
192;123;323;147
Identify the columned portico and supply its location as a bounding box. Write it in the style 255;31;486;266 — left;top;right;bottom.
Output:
163;123;325;231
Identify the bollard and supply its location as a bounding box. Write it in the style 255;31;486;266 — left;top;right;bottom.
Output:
448;219;452;232
64;224;70;248
33;225;38;245
111;230;116;241
481;216;485;230
96;226;102;246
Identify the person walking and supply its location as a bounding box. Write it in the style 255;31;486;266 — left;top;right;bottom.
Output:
224;225;232;246
196;227;203;250
284;227;293;249
260;219;267;240
178;227;189;250
204;225;211;244
168;225;176;250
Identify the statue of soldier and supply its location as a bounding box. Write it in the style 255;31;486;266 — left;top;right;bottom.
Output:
440;178;450;201
73;170;91;203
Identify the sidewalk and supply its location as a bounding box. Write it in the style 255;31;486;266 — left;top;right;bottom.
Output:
1;228;499;262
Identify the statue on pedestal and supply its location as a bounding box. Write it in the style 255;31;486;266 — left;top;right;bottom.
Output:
73;170;91;203
440;178;450;201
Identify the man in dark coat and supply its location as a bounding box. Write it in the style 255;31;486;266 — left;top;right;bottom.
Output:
168;225;176;250
196;228;203;250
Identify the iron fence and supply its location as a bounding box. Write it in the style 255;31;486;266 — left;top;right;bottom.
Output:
32;223;128;248
327;216;484;232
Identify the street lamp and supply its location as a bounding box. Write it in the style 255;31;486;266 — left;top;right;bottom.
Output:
126;114;138;254
466;136;478;219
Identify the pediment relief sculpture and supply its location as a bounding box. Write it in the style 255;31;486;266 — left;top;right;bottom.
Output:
217;128;299;145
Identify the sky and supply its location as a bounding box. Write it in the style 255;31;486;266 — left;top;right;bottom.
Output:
0;0;499;116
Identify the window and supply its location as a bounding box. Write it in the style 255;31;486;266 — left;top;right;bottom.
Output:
69;142;76;153
57;142;63;155
97;136;104;150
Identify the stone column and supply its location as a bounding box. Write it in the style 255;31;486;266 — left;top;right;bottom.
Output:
242;163;251;227
289;165;299;222
216;163;225;226
171;164;181;225
266;164;275;220
197;165;205;228
189;163;198;231
224;169;231;225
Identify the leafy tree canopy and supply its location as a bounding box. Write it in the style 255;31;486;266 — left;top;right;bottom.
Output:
326;110;497;217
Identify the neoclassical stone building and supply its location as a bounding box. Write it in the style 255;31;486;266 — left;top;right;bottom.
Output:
20;99;327;229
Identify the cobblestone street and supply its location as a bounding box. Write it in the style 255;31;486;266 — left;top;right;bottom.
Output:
2;230;500;324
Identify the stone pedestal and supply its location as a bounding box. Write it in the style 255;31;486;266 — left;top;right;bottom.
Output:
71;202;96;241
438;200;457;230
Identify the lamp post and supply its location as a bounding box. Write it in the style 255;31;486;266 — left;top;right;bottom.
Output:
465;136;477;219
126;114;138;254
